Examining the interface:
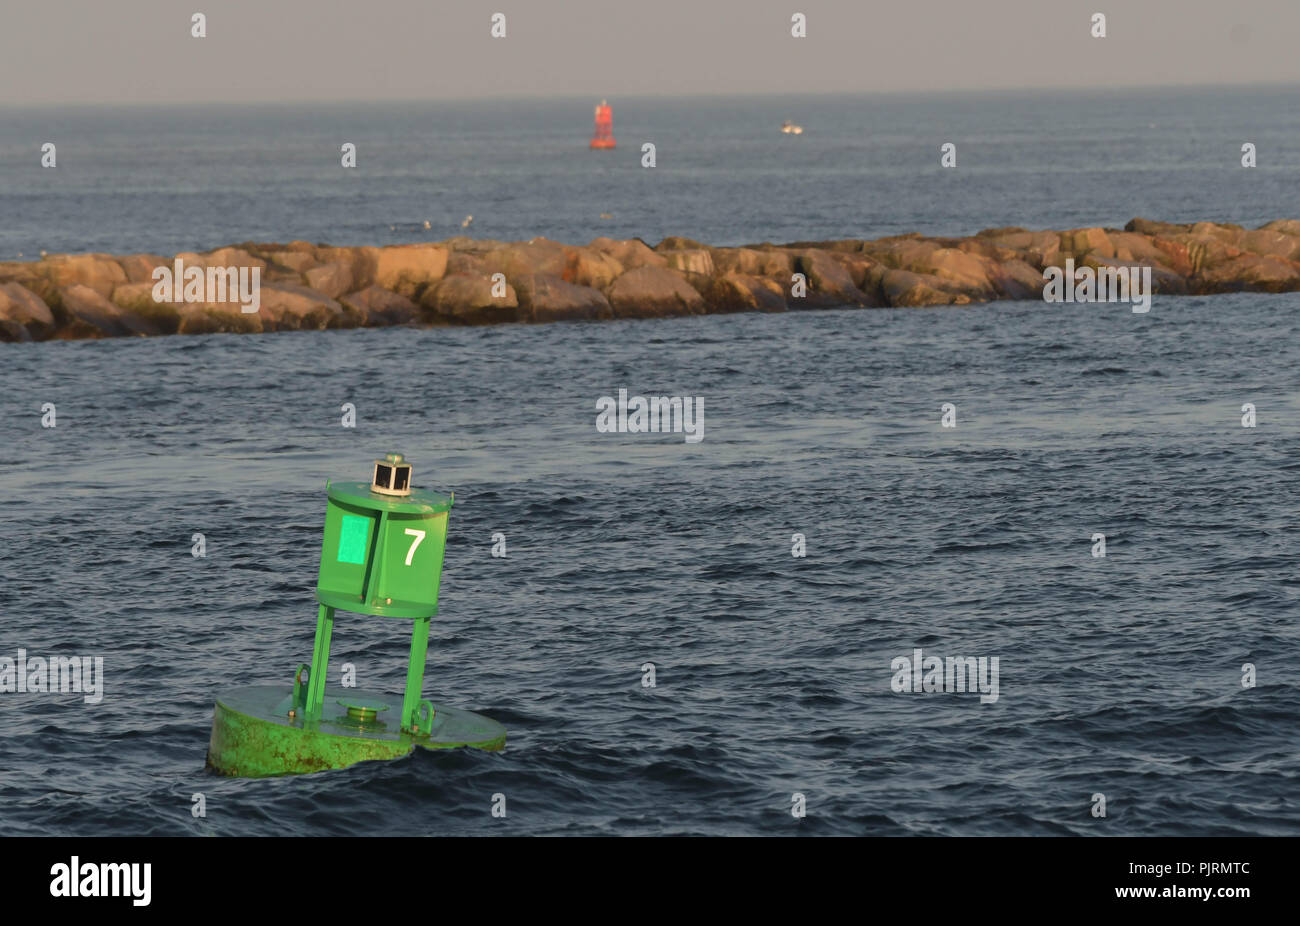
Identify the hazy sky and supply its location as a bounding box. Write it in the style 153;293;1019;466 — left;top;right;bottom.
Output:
2;0;1298;105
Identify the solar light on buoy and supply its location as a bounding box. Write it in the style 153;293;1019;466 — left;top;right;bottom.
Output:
206;453;505;778
371;451;412;496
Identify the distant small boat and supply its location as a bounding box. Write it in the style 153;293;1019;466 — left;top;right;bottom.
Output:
781;120;804;135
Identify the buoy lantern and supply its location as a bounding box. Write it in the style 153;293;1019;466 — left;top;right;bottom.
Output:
371;451;412;496
206;454;505;778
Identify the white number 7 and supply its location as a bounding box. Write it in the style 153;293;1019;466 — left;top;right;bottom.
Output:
403;528;426;565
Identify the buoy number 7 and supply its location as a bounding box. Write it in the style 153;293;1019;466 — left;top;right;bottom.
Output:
403;528;426;565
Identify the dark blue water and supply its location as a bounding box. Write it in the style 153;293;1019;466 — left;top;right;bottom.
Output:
2;88;1299;258
2;293;1298;835
2;90;1299;835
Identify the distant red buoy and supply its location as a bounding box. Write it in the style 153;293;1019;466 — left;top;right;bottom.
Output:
590;99;616;149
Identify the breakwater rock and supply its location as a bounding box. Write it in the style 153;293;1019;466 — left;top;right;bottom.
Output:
4;218;1300;342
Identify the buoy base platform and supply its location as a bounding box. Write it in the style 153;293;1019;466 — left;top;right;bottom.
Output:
206;684;507;778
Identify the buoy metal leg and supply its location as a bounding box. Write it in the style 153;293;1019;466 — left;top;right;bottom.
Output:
305;604;335;720
402;615;431;733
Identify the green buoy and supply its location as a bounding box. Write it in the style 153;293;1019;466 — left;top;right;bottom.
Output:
206;453;505;778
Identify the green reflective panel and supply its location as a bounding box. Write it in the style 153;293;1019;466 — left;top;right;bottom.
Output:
337;514;370;564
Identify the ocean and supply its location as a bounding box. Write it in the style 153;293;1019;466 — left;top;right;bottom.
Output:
3;88;1300;257
0;89;1297;835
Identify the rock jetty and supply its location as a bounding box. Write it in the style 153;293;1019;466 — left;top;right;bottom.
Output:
3;218;1300;342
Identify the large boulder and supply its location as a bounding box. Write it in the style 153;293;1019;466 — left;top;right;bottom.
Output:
258;244;319;277
881;270;972;307
256;283;347;331
1176;233;1244;273
662;248;715;276
304;262;356;299
870;237;1006;293
170;251;207;269
178;303;264;335
0;318;30;342
1103;232;1173;268
794;250;870;306
1080;256;1189;296
38;254;127;298
268;257;320;281
1188;222;1245;246
108;282;183;334
447;251;488;275
562;246;624;290
339;286;421;326
513;273;612;322
421;274;520;324
171;262;269;334
314;247;379;293
589;237;667;270
865;237;943;270
954;238;1017;263
605;266;705;318
1150;237;1194;276
987;259;1048;300
1194;254;1300;293
203;247;268;271
263;248;320;274
118;254;169;284
824;252;885;302
480;241;568;281
0;283;55;341
58;284;163;337
710;247;793;277
1238;229;1300;262
1019;232;1062;269
912;248;995;300
374;244;448;297
1059;227;1116;259
1260;219;1300;237
694;273;787;313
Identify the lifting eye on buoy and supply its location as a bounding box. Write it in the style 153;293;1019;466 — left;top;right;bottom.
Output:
372;452;412;496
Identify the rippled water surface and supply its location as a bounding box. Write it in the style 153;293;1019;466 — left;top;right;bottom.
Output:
2;292;1298;835
2;87;1300;257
